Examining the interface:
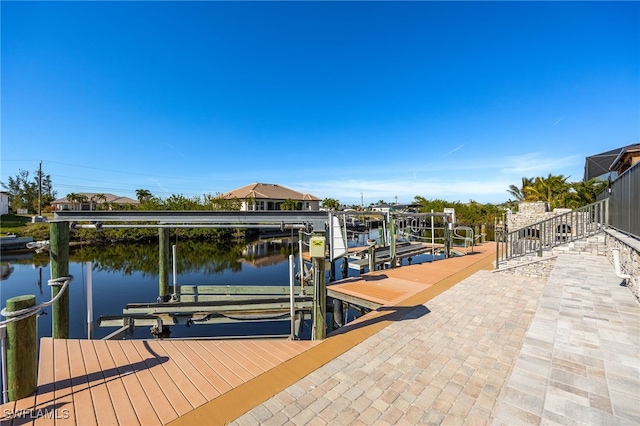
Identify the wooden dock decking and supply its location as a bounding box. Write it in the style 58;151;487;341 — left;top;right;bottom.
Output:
0;338;318;425
1;243;497;426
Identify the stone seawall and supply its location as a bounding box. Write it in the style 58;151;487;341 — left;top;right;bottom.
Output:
605;229;639;301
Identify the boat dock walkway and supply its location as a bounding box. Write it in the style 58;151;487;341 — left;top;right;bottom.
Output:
2;242;638;425
223;249;640;425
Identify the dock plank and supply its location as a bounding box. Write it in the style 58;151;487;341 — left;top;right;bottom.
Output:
66;339;96;426
260;340;305;360
161;341;221;401
92;340;140;426
196;342;255;383
78;339;119;426
50;339;73;426
143;341;207;410
0;401;16;426
174;341;236;394
235;341;287;366
215;344;265;377
32;338;55;426
183;341;245;390
129;340;194;417
106;340;160;425
119;340;177;425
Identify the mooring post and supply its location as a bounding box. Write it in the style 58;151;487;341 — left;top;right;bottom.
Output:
158;228;171;302
6;295;37;401
50;220;69;339
444;216;451;258
309;232;326;340
368;241;376;272
390;216;397;268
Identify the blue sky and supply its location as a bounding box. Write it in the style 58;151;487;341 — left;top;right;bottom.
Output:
2;1;638;206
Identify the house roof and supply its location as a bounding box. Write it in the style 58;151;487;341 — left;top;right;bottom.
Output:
222;183;321;201
609;143;640;172
583;144;639;181
52;193;139;205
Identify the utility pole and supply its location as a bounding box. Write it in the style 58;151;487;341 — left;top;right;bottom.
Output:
38;161;42;216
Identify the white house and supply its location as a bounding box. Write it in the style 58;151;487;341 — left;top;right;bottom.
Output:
0;191;9;215
50;193;139;211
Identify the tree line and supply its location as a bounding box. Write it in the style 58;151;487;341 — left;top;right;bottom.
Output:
507;174;606;210
2;167;606;226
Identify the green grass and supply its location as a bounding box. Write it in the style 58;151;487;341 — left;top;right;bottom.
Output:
0;214;31;235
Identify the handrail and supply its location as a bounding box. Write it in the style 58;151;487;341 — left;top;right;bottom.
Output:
612;248;631;281
496;200;608;267
452;226;475;253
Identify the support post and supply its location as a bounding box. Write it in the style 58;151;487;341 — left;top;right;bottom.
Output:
87;261;93;339
289;254;295;340
158;228;171;302
50;221;69;339
309;232;326;340
328;213;336;282
312;255;326;340
6;295;37;401
298;230;305;296
368;243;376;272
390;216;397;268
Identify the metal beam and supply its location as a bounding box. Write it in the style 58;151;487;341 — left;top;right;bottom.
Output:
53;210;329;231
326;289;382;311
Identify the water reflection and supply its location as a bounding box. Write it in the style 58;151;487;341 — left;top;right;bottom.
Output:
71;240;249;276
0;237;305;340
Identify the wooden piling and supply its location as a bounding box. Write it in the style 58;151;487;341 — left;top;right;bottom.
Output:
50;221;69;339
368;244;376;272
312;256;326;340
158;228;171;302
390;217;397;268
6;295;37;401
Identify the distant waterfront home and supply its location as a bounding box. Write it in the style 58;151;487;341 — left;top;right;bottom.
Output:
222;183;321;211
370;203;413;213
51;193;139;211
0;191;9;215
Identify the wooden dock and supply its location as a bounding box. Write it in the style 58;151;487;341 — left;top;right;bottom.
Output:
0;338;318;425
1;243;497;426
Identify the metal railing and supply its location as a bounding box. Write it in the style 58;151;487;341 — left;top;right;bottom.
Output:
598;162;639;240
495;200;608;267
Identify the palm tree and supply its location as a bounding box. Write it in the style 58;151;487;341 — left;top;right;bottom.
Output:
523;174;571;209
507;177;534;201
280;198;299;211
321;198;340;211
66;193;88;210
567;178;607;208
135;189;153;204
91;193;107;211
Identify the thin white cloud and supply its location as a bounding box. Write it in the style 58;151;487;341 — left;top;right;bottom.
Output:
553;117;564;126
500;153;580;175
446;143;467;155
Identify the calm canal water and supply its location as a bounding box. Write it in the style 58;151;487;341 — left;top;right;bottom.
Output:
1;230;437;341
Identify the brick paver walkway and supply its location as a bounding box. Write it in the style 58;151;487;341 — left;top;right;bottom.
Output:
232;254;639;425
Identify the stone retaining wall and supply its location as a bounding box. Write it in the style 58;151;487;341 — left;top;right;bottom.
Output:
495;230;639;302
605;229;639;301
